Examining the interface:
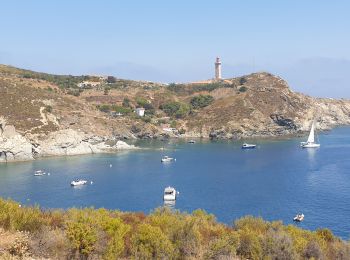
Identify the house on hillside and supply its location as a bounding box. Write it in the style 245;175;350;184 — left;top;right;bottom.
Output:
77;81;101;88
135;108;145;117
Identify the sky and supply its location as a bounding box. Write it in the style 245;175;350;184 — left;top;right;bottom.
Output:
0;0;349;98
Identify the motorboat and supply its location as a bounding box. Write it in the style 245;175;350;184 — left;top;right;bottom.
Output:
70;179;88;186
161;156;176;163
301;121;320;148
293;213;304;222
34;170;46;176
242;143;256;149
163;186;178;201
188;140;196;144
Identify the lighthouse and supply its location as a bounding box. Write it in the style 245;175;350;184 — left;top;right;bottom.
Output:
215;57;222;80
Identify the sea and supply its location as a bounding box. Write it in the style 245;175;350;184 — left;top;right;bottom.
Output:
0;127;350;239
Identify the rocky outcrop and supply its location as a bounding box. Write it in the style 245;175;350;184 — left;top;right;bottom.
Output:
0;120;34;162
0;124;137;163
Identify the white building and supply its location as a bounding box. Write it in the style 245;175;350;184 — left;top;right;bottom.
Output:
77;81;101;88
135;108;145;117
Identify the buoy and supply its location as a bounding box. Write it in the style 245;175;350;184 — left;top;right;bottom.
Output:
90;181;93;184
109;164;112;168
48;173;50;176
174;158;177;161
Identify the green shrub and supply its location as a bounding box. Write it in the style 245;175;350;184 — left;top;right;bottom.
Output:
131;223;174;259
66;215;97;257
205;232;239;259
101;217;130;259
122;97;130;107
44;105;53;113
142;116;152;123
97;104;111;113
190;95;214;109
110;105;132;114
0;198;45;232
239;86;247;92
161;101;190;118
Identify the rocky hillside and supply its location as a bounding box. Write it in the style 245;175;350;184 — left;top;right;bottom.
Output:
1;64;350;161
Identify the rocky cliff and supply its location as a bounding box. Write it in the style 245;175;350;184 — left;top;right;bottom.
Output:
0;117;137;162
1;65;350;162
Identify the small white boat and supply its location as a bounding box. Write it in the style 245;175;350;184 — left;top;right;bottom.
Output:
34;170;46;176
301;121;320;148
293;213;304;222
163;186;178;201
188;140;196;144
161;156;176;163
70;179;88;186
242;143;256;149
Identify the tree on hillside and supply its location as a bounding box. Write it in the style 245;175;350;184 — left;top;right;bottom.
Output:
107;76;116;84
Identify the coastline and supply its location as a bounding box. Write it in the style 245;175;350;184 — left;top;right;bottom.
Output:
0;124;346;163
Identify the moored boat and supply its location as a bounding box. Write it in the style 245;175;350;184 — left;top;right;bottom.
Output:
188;140;196;144
301;121;320;148
163;186;177;201
242;143;256;149
70;179;88;186
293;213;304;222
34;170;46;176
161;156;176;162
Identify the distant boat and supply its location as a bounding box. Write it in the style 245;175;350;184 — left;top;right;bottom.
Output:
242;143;256;149
34;170;46;176
70;179;88;186
293;213;304;222
161;156;176;163
301;121;320;148
188;140;196;144
163;186;178;201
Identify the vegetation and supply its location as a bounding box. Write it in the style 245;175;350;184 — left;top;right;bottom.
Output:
168;82;233;95
160;101;190;118
239;86;247;92
190;94;214;109
96;104;132;114
0;198;349;259
44;105;53;113
106;76;116;84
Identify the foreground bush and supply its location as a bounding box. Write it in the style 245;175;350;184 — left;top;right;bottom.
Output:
0;198;349;259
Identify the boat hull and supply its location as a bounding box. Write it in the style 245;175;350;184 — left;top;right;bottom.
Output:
301;143;320;148
242;145;256;149
163;195;176;201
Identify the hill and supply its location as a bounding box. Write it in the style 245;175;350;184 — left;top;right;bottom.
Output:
1;64;350;161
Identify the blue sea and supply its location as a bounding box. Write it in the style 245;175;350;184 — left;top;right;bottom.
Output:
0;127;350;239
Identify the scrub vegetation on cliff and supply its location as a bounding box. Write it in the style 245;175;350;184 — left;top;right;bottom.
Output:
1;64;350;141
0;199;349;259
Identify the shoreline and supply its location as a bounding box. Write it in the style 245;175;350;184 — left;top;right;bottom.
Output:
1;125;349;163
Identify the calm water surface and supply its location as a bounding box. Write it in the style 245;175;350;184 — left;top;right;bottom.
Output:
1;127;350;239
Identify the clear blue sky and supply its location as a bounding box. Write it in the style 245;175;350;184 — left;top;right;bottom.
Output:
1;0;349;97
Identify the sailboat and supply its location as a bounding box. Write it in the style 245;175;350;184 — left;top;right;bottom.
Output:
301;121;320;148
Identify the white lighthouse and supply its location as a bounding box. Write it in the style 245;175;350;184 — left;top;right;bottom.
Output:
215;57;222;80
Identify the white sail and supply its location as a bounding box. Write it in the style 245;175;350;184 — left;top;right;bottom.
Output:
307;122;315;143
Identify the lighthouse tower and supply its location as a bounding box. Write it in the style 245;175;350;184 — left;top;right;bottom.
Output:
215;57;222;80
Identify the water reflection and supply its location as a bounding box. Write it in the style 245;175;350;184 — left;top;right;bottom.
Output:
163;200;176;209
306;148;316;166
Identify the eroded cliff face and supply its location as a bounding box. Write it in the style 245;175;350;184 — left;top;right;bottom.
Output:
0;118;137;162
